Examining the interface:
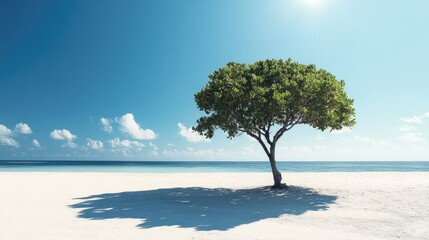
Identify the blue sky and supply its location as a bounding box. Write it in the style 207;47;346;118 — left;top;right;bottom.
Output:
1;0;428;161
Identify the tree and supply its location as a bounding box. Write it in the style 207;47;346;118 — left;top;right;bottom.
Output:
193;59;356;188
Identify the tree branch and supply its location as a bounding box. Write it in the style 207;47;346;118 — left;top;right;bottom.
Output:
286;118;300;131
247;131;270;158
273;113;303;144
265;117;273;145
273;125;287;144
261;127;272;146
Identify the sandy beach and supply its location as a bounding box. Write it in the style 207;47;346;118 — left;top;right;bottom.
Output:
0;172;428;240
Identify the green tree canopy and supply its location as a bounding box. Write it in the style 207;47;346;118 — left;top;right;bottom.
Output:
194;59;355;188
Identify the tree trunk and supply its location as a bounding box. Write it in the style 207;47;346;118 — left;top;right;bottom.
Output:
269;146;285;189
251;133;286;189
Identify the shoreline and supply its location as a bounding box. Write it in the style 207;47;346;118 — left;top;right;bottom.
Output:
1;172;428;240
1;160;428;173
2;170;429;172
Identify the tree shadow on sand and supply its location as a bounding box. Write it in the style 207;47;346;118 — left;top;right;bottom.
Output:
70;186;337;231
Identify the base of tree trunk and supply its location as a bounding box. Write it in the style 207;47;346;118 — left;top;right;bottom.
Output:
271;183;288;189
271;168;285;189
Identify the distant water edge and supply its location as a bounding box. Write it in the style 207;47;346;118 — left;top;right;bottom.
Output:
0;161;428;173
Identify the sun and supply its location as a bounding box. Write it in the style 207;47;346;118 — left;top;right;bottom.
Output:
301;0;326;8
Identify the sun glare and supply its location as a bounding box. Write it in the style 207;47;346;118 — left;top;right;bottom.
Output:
302;0;326;8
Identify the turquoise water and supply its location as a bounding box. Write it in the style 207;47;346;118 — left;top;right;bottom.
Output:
0;161;428;172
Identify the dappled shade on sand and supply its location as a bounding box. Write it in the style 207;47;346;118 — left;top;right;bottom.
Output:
70;186;337;231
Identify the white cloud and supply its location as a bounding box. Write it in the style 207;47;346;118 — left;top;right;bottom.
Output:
0;137;19;147
108;138;145;157
32;139;41;148
148;142;158;156
15;122;32;134
117;113;156;140
331;127;352;134
108;138;145;149
0;124;12;136
0;124;19;147
399;132;426;143
239;146;259;156
315;135;325;140
100;118;113;133
50;129;77;141
399;125;415;132
400;112;429;124
149;142;158;151
398;113;428;143
50;129;77;148
152;131;429;160
246;135;257;142
401;116;424;124
87;139;104;150
178;122;210;143
161;147;224;159
64;141;78;148
353;136;389;148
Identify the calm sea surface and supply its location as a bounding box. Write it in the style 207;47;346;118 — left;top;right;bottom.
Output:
0;161;428;172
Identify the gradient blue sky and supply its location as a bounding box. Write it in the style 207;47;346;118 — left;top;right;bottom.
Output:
1;0;428;161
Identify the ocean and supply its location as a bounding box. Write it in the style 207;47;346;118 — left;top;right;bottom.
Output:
0;161;428;173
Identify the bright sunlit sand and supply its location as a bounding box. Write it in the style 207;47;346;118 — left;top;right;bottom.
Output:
1;172;428;240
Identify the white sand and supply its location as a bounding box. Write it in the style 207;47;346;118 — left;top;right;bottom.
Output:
0;172;428;240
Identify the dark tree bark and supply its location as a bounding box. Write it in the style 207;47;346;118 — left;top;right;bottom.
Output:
269;155;282;188
269;144;285;189
247;129;287;188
